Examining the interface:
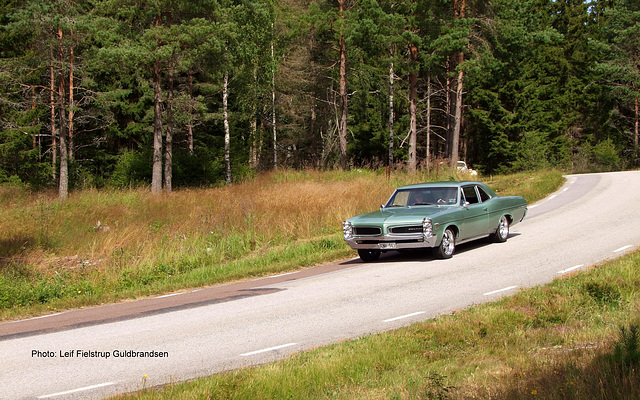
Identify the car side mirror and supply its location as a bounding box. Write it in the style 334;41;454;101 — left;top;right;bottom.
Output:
380;204;385;211
463;201;470;208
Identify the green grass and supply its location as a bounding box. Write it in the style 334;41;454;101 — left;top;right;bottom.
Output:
115;249;640;400
0;168;564;320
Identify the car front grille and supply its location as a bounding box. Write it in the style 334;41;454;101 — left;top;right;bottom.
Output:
353;227;382;236
389;225;423;234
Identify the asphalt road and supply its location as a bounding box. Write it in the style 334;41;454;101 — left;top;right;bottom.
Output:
1;171;639;400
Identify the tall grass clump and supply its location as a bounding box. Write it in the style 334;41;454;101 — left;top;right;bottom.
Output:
0;168;563;320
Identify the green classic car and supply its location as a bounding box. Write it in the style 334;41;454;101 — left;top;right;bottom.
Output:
343;181;527;261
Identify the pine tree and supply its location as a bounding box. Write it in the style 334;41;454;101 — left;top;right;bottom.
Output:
593;0;640;166
1;0;92;197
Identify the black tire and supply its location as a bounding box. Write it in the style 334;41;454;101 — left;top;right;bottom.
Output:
433;228;455;259
358;249;381;262
490;215;510;243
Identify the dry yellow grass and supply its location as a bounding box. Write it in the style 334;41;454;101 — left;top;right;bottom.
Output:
1;170;387;273
0;168;563;319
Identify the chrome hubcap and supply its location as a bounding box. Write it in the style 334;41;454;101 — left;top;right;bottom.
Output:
499;217;509;238
442;231;454;255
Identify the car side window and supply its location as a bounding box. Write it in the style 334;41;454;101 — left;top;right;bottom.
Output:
477;186;492;202
462;186;479;204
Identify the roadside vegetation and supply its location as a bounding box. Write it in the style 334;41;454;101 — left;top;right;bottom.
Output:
116;248;640;400
0;168;563;321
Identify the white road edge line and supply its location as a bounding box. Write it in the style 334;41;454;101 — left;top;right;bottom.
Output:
269;271;299;279
11;312;65;323
241;343;297;357
558;264;584;274
383;311;426;323
484;286;518;296
38;382;115;399
613;245;633;253
154;293;182;299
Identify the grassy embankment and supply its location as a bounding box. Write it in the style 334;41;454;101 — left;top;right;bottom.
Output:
116;249;640;400
0;169;563;321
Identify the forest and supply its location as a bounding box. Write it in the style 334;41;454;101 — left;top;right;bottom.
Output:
1;0;639;198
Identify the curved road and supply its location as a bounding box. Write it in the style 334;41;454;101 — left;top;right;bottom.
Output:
1;171;640;399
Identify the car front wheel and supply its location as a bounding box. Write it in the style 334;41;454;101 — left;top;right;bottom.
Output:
433;228;455;259
358;249;381;262
490;215;509;243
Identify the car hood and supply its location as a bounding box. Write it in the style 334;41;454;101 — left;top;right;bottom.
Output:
347;206;451;226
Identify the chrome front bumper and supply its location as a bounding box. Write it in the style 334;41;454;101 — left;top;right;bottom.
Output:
344;234;438;250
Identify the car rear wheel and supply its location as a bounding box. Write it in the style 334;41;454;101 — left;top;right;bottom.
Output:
358;249;381;262
433;228;455;259
490;215;509;243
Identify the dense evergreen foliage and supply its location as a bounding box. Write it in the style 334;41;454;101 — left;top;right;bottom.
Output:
1;0;638;194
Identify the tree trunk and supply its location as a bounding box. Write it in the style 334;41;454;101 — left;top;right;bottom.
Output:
68;29;75;161
338;0;348;169
451;59;464;165
446;56;453;159
31;87;37;151
58;120;69;201
310;97;317;167
250;67;258;169
164;63;174;193
271;33;277;170
151;15;163;194
151;56;163;194
223;71;231;185
58;127;69;200
309;40;318;168
57;28;68;200
451;0;466;166
426;76;432;170
50;57;57;182
250;114;258;169
635;95;639;159
388;61;394;167
187;72;195;155
408;44;418;173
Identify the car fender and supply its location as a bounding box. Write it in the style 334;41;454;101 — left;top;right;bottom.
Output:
439;223;459;241
498;213;514;225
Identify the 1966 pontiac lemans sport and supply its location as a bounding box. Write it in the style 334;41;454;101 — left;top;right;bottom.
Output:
343;181;527;261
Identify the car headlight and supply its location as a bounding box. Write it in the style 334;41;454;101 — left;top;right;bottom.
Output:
343;221;353;240
422;218;433;238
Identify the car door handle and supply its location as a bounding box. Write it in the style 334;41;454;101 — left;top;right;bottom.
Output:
483;208;488;211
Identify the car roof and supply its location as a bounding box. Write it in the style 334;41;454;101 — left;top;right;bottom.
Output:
396;181;481;190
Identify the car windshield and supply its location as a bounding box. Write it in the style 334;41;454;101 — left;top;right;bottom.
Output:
385;187;459;207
